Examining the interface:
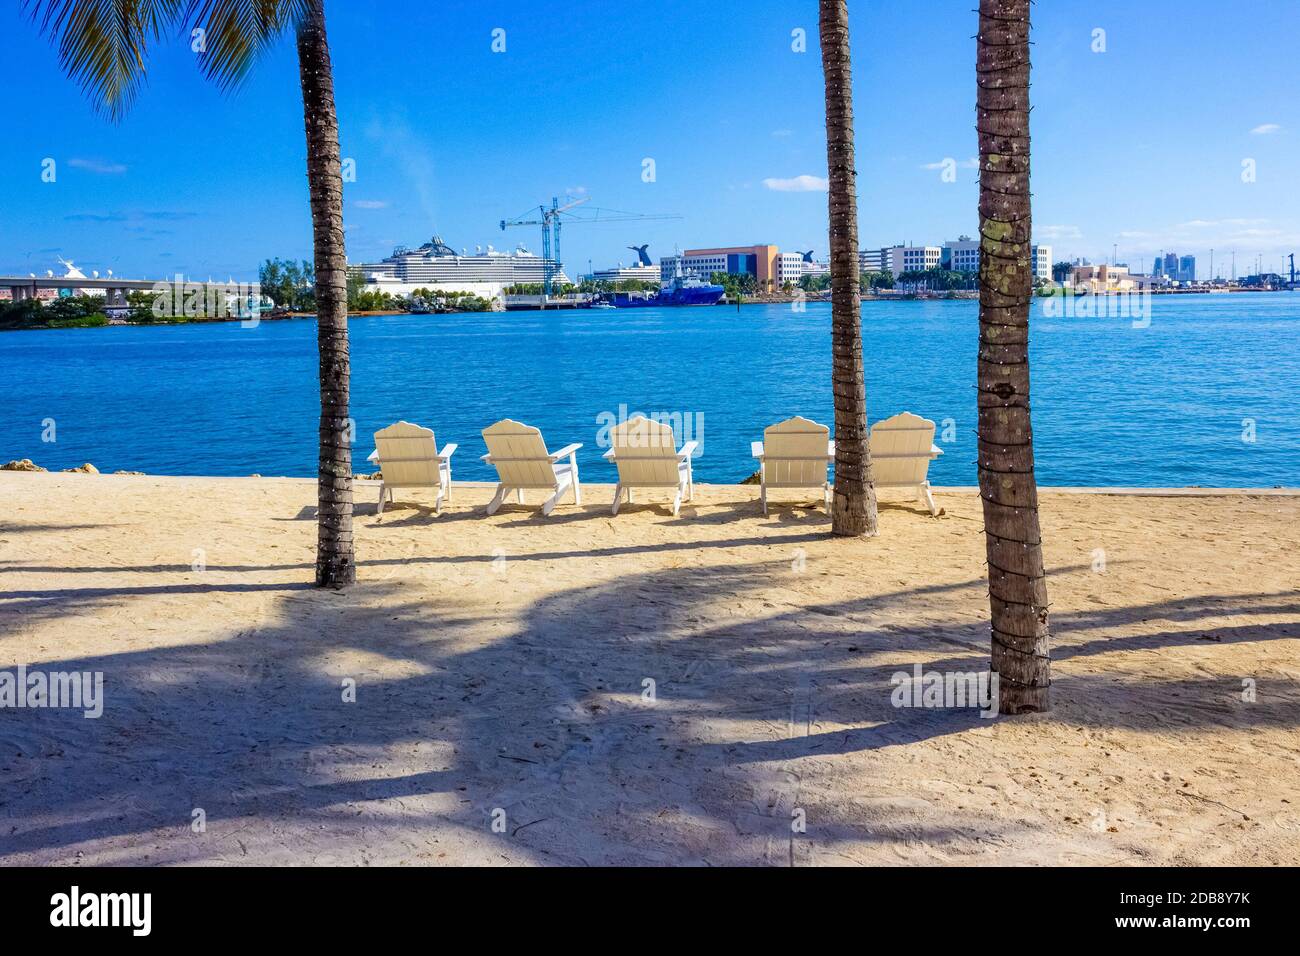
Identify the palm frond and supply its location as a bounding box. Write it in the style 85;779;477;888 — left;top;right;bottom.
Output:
181;0;309;92
25;0;184;121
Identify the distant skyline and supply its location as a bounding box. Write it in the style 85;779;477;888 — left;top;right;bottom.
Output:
2;0;1298;281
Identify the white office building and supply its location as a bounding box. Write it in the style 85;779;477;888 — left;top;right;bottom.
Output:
884;245;942;275
859;249;887;272
590;264;662;286
777;252;805;287
942;237;980;274
939;237;1053;282
1032;244;1052;283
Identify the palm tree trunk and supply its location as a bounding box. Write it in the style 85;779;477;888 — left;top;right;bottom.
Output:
819;0;877;537
977;0;1049;712
296;0;355;587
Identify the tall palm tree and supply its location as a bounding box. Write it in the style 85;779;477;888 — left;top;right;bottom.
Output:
818;0;877;537
976;0;1050;712
29;0;356;587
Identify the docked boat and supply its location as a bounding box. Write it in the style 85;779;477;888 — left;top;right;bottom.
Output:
357;235;570;295
611;272;725;308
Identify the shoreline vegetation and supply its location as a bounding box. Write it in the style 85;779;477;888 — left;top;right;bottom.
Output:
4;284;1284;332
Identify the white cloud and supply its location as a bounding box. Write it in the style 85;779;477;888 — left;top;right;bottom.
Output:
352;199;389;209
1108;217;1300;264
68;158;127;175
1036;225;1083;241
771;129;794;138
1174;217;1267;229
762;174;828;192
1250;123;1281;135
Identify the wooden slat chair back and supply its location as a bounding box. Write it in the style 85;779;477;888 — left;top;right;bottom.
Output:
609;416;682;487
480;418;583;517
603;415;696;516
374;421;441;488
372;420;455;515
764;417;830;488
482;420;554;488
752;416;832;514
869;411;943;515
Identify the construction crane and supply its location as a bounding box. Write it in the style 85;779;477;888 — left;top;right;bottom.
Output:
500;197;681;295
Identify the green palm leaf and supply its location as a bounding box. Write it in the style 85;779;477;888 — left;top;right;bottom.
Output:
181;0;308;91
25;0;311;120
25;0;183;120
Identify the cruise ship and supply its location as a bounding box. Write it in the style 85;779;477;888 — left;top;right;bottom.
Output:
358;235;571;296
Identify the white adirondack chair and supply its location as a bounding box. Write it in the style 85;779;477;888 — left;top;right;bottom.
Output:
751;416;833;515
368;421;458;516
870;411;944;516
480;419;583;517
602;415;698;517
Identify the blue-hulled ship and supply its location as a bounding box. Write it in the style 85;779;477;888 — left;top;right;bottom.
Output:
611;272;725;308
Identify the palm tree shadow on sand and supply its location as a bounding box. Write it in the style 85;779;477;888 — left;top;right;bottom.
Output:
1;561;1296;865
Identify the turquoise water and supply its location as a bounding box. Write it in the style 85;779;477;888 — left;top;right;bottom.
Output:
2;296;1298;486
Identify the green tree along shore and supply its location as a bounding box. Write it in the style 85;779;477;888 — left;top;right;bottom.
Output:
0;291;212;330
0;261;495;330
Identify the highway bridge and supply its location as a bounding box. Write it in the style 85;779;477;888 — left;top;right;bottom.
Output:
2;274;168;307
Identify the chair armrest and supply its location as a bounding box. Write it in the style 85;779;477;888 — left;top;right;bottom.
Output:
827;440;836;458
678;440;700;459
751;441;765;459
367;449;379;463
930;444;944;458
438;443;458;461
480;453;493;463
602;448;616;460
549;442;583;461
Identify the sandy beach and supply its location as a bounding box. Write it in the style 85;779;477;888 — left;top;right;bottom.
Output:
1;472;1297;866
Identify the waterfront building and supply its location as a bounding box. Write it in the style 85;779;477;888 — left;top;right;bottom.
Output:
1150;252;1196;283
660;245;782;287
883;245;942;275
1033;244;1052;283
936;239;1051;282
1070;263;1139;292
590;263;662;286
941;237;980;274
859;248;888;273
777;252;805;287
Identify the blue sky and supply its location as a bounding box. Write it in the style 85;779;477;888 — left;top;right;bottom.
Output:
2;0;1297;281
